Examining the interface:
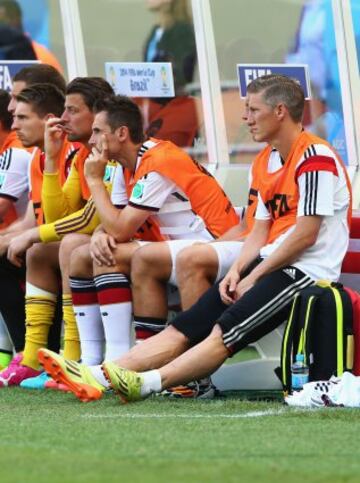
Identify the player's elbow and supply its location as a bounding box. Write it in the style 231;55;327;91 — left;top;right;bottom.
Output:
104;223;132;243
296;216;322;249
301;229;319;249
113;232;132;243
104;211;138;243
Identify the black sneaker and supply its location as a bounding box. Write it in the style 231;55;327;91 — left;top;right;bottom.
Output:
161;377;219;399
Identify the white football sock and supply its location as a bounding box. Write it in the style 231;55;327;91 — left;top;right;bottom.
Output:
89;364;110;389
70;277;105;364
74;304;104;365
100;302;132;361
139;369;162;396
94;273;132;361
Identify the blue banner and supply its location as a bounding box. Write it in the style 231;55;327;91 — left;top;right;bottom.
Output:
0;61;39;92
237;64;311;99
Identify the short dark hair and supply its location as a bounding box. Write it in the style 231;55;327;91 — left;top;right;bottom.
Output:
16;83;65;118
13;64;66;93
0;89;12;130
247;74;305;123
66;77;114;110
93;95;144;144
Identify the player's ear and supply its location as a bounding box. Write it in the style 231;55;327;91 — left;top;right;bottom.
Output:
116;125;129;142
275;103;287;120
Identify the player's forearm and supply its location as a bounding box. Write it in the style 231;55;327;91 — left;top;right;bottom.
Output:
24;226;41;244
0;230;21;246
250;222;320;281
216;223;246;242
43;121;67;174
43;156;59;174
43;165;84;223
88;180;125;237
232;220;269;274
39;201;100;243
1;208;36;235
42;172;70;222
1;226;40;251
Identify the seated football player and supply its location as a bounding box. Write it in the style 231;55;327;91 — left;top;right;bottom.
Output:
65;94;239;370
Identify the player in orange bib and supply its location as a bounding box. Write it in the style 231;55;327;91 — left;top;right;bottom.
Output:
65;95;239;370
0;64;67;372
162;124;352;399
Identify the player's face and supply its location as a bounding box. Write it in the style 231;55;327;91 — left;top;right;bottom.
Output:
12;102;45;148
61;94;94;143
244;92;279;143
8;80;27;114
89;111;121;158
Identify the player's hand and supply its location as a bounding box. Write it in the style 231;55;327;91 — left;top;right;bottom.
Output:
85;135;109;183
90;231;117;266
44;117;66;165
219;267;240;305
233;272;257;301
7;231;34;267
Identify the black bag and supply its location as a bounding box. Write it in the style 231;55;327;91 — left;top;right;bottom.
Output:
280;281;354;394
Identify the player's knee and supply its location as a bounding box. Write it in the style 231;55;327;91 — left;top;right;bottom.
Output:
109;243;137;274
131;245;168;284
211;323;230;352
211;323;224;338
69;243;92;277
164;324;190;345
26;242;46;267
177;245;216;286
59;234;88;266
177;246;200;274
131;246;153;283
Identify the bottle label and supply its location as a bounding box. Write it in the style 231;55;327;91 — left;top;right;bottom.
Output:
292;373;309;390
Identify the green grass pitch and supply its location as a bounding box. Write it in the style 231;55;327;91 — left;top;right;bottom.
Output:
1;388;360;483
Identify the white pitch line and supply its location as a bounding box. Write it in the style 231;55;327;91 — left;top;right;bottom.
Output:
81;409;285;419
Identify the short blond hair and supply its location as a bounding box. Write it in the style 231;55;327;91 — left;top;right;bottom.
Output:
247;74;305;123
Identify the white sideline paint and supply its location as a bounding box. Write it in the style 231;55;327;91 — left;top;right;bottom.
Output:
81;409;285;419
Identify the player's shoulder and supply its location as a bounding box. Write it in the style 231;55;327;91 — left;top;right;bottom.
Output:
296;142;338;171
305;142;336;158
0;147;31;171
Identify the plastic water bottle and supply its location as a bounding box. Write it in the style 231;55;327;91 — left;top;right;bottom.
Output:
291;354;309;390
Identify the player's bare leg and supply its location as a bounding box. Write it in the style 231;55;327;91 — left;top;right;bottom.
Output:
176;244;219;309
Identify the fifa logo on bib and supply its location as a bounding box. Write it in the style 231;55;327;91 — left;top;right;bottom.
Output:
265;193;290;218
